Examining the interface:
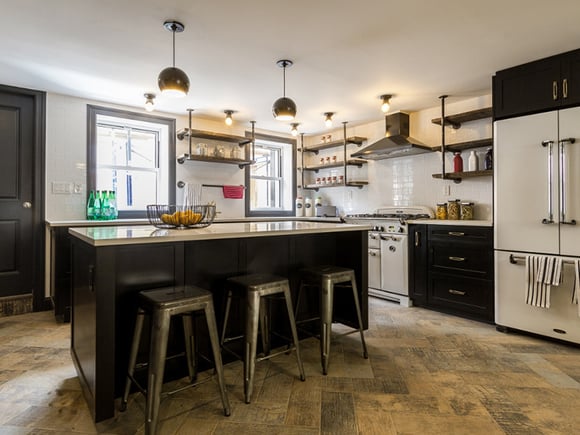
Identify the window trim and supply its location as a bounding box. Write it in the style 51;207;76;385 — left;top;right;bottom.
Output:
87;105;176;218
244;131;296;217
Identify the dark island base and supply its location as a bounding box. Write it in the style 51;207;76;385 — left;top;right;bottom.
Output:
70;230;368;422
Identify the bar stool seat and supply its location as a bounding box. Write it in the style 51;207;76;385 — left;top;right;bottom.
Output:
121;286;230;435
220;273;305;403
297;265;368;375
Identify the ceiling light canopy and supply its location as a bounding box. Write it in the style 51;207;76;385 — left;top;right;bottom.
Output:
272;59;297;121
290;123;299;137
380;94;392;113
158;20;190;97
224;110;234;126
324;112;334;128
144;93;155;112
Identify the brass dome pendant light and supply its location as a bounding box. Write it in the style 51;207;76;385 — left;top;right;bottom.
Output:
158;20;190;97
272;59;297;120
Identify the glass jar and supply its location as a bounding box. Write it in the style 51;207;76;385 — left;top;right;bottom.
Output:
447;199;460;220
436;203;448;220
460;202;474;220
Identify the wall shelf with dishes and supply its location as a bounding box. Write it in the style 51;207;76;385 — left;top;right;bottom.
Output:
176;112;255;169
430;98;493;183
298;123;368;190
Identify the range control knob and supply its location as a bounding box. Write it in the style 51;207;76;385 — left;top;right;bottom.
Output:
398;227;404;233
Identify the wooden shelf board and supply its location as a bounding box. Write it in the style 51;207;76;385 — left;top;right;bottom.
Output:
303;181;368;190
440;138;493;152
177;154;252;167
302;159;368;171
432;169;493;180
431;107;492;128
177;128;251;145
303;136;367;153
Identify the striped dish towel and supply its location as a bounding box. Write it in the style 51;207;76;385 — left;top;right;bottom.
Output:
525;255;562;308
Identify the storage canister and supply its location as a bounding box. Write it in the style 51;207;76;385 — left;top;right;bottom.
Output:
460;202;474;220
447;199;460;220
436;203;447;220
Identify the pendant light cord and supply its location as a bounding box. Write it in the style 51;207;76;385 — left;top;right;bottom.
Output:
282;63;286;97
172;27;176;68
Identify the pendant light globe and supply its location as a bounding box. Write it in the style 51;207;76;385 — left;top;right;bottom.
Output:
158;20;190;97
272;59;297;120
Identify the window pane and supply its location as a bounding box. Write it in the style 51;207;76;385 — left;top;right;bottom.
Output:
96;126;128;166
97;168;158;211
129;129;157;168
251;178;281;209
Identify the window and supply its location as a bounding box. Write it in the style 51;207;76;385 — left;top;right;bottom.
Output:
87;106;175;218
245;132;296;216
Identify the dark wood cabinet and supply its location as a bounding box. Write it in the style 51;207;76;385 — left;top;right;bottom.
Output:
493;48;580;120
408;224;494;322
408;224;428;305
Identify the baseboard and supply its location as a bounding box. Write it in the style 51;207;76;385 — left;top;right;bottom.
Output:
0;294;34;317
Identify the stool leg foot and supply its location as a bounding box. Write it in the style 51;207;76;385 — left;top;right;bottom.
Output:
244;291;260;404
204;302;231;417
350;277;368;359
320;279;333;376
146;310;170;435
122;308;145;411
283;286;306;382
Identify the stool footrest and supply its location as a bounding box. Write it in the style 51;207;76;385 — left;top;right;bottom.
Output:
256;346;297;362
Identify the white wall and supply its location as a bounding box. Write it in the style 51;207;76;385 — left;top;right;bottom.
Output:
299;95;493;220
45;93;492;221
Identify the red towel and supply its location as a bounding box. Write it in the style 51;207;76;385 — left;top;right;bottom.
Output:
222;185;244;199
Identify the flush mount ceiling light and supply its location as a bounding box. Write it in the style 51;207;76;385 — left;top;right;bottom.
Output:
324;112;334;128
158;20;190;97
290;123;299;137
272;59;297;121
380;94;392;113
144;93;155;112
224;110;235;126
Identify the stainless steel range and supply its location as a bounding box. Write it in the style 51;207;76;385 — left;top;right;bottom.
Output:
344;206;433;306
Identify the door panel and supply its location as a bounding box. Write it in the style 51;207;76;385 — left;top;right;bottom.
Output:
0;90;36;296
558;107;580;256
494;112;559;254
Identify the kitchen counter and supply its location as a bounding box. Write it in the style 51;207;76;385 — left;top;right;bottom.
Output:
407;219;492;227
68;221;365;246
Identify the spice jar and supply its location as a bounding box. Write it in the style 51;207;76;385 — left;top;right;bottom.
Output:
447;199;460;220
460;202;474;220
436;203;448;220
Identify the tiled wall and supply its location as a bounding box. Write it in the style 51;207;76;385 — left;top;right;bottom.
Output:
45;93;492;221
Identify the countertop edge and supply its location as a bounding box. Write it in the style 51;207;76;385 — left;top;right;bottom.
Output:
407;219;493;227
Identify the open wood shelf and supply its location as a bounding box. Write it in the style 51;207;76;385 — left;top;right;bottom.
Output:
431;169;493;181
302;159;368;172
177;128;251;145
440;138;493;152
177;153;253;169
303;181;368;191
302;136;367;153
431;107;492;129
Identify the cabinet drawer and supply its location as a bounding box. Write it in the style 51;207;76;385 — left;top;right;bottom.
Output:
430;245;492;277
428;226;492;247
429;273;492;317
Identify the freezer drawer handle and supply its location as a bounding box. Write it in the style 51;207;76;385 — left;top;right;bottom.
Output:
448;256;466;262
448;231;465;236
448;289;466;296
559;137;577;225
541;140;555;224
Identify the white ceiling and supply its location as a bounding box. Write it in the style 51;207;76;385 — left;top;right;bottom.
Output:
1;0;579;134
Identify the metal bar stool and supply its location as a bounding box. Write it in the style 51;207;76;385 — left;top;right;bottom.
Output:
220;273;306;403
296;266;368;375
121;286;230;435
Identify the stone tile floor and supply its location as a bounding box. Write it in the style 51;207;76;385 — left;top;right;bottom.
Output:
1;298;579;434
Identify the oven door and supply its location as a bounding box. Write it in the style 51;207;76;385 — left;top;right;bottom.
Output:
368;248;381;289
379;233;408;296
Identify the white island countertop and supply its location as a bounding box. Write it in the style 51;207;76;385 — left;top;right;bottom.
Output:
69;221;370;247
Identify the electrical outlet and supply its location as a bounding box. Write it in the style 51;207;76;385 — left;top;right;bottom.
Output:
73;183;83;194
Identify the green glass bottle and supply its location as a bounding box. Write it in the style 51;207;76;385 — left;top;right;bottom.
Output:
101;191;111;220
108;190;118;219
93;190;102;220
86;190;95;220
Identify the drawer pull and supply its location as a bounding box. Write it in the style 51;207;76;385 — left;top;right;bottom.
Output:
448;289;466;296
563;78;568;99
448;256;466;262
553;80;558;100
448;231;465;236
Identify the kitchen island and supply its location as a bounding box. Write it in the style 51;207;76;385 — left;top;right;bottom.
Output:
68;221;369;422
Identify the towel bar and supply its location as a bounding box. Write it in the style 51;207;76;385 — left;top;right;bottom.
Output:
509;254;578;265
176;181;246;189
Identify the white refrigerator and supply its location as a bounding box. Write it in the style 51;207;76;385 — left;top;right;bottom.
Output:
494;106;580;344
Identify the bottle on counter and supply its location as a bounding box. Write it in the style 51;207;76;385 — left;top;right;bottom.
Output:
86;190;96;220
93;190;102;220
484;148;493;170
100;191;111;220
108;190;118;219
304;197;314;217
453;152;463;172
295;196;304;217
468;150;479;171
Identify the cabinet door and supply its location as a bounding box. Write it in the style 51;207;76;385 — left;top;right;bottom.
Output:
560;49;580;108
408;224;427;305
494;112;559;254
558;107;580;256
493;56;561;120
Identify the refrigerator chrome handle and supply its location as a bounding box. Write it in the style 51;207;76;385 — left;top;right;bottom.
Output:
415;231;420;247
560;137;577;225
541;140;555;224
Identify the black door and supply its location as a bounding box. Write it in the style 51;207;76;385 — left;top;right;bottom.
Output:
0;86;45;308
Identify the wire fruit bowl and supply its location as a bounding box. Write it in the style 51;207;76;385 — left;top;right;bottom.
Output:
147;204;216;229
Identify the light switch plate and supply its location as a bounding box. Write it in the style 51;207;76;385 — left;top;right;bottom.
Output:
52;182;72;194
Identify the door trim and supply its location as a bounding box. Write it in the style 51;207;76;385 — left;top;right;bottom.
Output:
0;84;47;311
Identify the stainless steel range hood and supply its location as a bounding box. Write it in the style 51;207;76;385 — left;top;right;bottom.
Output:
351;112;432;160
